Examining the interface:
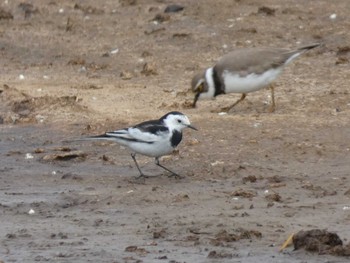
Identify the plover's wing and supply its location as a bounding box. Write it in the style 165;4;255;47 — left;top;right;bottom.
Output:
216;48;288;76
216;44;319;76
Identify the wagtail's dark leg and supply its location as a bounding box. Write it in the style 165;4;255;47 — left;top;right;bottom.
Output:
155;157;183;179
131;153;148;178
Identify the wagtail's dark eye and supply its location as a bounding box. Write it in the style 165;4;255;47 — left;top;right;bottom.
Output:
177;119;182;123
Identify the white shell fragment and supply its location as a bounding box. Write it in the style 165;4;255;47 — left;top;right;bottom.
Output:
110;48;119;54
28;209;35;215
25;153;34;159
329;13;337;20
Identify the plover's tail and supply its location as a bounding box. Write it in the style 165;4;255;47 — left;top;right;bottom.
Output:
284;43;321;65
297;43;321;52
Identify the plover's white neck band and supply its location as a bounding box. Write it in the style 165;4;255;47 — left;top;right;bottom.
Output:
199;67;216;99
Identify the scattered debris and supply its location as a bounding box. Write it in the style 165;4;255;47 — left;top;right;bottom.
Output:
42;151;87;161
164;4;184;13
186;138;200;146
210;229;262;246
242;175;257;183
182;100;194;109
302;183;337;197
61;173;83;180
74;4;104;15
153;229;167;239
120;70;134;80
238;27;258;34
335;46;350;65
231;189;257;198
257;6;276;16
68;58;86;66
144;26;166;35
66;17;73;32
265;192;281;202
119;0;137;7
141;51;152;57
292;229;350;256
18;3;39;18
0;8;13;20
173;193;190;202
125;246;149;256
344;188;350;196
173;32;191;38
210;160;224;166
335;56;349;65
266;175;284;183
141;62;158;76
207;250;233;259
152;13;170;23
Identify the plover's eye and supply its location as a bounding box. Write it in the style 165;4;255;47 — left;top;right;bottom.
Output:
195;83;204;93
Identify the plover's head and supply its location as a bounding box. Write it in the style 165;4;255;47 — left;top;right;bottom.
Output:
191;70;209;107
161;111;197;131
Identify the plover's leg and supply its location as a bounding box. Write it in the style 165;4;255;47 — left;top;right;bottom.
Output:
131;153;149;178
220;93;247;112
268;85;276;113
155;157;183;179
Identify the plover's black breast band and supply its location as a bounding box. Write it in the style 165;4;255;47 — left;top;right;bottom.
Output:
212;67;225;97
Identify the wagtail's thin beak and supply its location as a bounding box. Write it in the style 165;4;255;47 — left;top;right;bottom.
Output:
188;124;198;131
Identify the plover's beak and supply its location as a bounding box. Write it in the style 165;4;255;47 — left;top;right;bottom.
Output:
187;124;198;131
192;93;200;108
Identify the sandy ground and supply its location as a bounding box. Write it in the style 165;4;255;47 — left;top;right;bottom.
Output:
1;0;350;262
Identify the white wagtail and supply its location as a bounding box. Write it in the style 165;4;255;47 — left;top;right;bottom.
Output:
191;43;320;112
83;111;197;178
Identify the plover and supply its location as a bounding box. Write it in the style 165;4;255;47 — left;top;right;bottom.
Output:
83;111;197;178
191;43;320;112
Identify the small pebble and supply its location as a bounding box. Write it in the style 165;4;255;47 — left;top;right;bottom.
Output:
329;13;337;20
